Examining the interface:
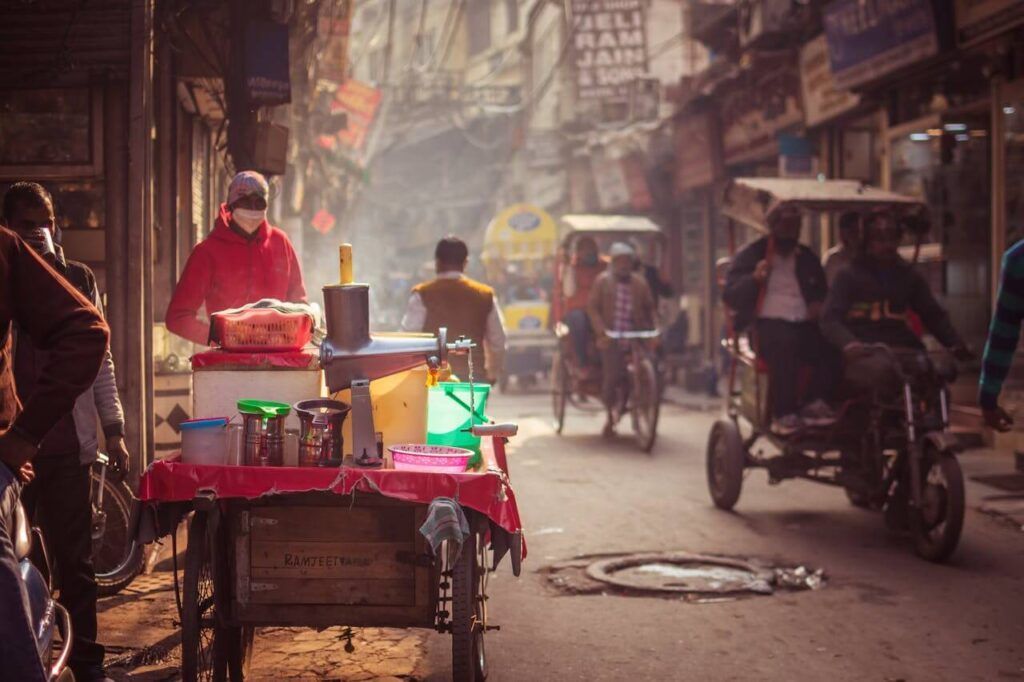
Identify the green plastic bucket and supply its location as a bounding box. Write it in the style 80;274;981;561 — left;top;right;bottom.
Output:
427;383;490;464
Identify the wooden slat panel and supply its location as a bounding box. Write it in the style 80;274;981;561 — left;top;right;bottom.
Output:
250;541;413;580
247;578;415;606
249;505;416;543
234;603;435;629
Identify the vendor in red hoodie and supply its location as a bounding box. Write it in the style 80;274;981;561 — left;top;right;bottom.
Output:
166;171;307;345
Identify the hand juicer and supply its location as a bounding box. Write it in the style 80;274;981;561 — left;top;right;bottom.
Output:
320;245;474;467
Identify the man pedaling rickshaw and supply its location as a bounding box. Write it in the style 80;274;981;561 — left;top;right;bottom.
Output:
820;213;972;396
588;242;657;437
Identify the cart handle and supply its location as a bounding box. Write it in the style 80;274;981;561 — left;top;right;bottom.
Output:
471;423;518;438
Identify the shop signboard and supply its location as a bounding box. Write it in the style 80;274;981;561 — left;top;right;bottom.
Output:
319;79;382;156
571;0;649;101
244;20;291;106
673;111;718;193
800;34;860;127
955;0;1024;46
317;1;354;84
719;69;803;166
822;0;939;90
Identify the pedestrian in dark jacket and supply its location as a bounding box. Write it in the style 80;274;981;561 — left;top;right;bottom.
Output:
166;171;307;345
0;205;108;680
821;213;969;397
723;208;835;435
1;182;118;682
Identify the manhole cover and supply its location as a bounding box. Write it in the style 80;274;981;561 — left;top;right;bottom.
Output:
587;552;774;595
542;552;825;600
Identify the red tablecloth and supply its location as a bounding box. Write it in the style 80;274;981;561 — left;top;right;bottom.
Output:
138;461;524;538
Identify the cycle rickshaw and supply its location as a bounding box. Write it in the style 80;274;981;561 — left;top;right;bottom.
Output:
706;178;967;562
550;214;665;452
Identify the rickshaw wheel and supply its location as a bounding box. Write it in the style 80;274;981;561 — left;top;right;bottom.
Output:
182;511;229;682
451;532;487;682
707;420;745;510
551;352;568;434
911;447;965;563
631;356;660;453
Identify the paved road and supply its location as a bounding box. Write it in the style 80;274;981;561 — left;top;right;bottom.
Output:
417;390;1024;682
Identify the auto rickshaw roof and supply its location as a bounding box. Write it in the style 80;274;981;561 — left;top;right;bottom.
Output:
559;214;663;239
722;178;924;232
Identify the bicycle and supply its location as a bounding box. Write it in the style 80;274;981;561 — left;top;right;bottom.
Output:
91;452;144;596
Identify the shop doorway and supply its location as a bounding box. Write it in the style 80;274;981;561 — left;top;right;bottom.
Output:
889;112;992;350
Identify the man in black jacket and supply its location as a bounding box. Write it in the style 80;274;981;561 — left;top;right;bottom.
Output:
821;213;970;395
723;208;836;435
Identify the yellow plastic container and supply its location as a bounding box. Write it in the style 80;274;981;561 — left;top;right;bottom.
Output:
333;366;429;462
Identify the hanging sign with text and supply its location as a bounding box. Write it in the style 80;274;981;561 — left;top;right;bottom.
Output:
572;0;649;101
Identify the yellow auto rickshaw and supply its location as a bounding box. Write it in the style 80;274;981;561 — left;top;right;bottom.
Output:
482;204;558;391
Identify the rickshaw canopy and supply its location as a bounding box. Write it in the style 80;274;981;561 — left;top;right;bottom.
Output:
722;178;925;233
481;204;559;263
559;214;663;239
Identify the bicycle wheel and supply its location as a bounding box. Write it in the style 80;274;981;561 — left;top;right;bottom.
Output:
551;351;568;434
631;356;660;453
92;473;144;596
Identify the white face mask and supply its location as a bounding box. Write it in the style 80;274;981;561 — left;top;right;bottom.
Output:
233;208;266;233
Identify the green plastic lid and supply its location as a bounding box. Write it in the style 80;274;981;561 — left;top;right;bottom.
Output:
237;399;291;418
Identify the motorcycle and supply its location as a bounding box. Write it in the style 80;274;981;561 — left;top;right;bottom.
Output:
12;498;75;681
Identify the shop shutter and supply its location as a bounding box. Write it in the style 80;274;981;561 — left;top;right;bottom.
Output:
0;0;131;86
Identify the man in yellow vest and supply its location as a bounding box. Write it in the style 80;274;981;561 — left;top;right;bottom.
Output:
402;235;506;382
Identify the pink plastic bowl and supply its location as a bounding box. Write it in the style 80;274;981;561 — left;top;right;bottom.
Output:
389;444;474;473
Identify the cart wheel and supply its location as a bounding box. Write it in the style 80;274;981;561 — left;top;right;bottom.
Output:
911;447;965;563
551;352;568;434
707;420;745;510
451;533;487;682
631;356;660;453
182;511;229;682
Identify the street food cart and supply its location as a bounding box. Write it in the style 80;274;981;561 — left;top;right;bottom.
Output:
481;204;558;391
135;247;525;682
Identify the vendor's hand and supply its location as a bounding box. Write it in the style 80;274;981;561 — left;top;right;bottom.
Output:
0;430;36;481
17;462;34;484
106;436;130;479
983;405;1014;433
753;259;771;283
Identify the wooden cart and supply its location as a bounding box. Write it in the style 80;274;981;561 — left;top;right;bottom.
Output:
139;433;523;682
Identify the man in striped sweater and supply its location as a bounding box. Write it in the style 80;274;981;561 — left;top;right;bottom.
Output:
979;240;1024;432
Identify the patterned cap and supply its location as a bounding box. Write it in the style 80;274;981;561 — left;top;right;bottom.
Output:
227;171;269;207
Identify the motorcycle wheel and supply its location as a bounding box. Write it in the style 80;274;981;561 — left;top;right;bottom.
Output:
911;448;965;563
92;473;144;596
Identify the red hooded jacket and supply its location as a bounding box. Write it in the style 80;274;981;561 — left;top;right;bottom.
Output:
166;204;307;345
